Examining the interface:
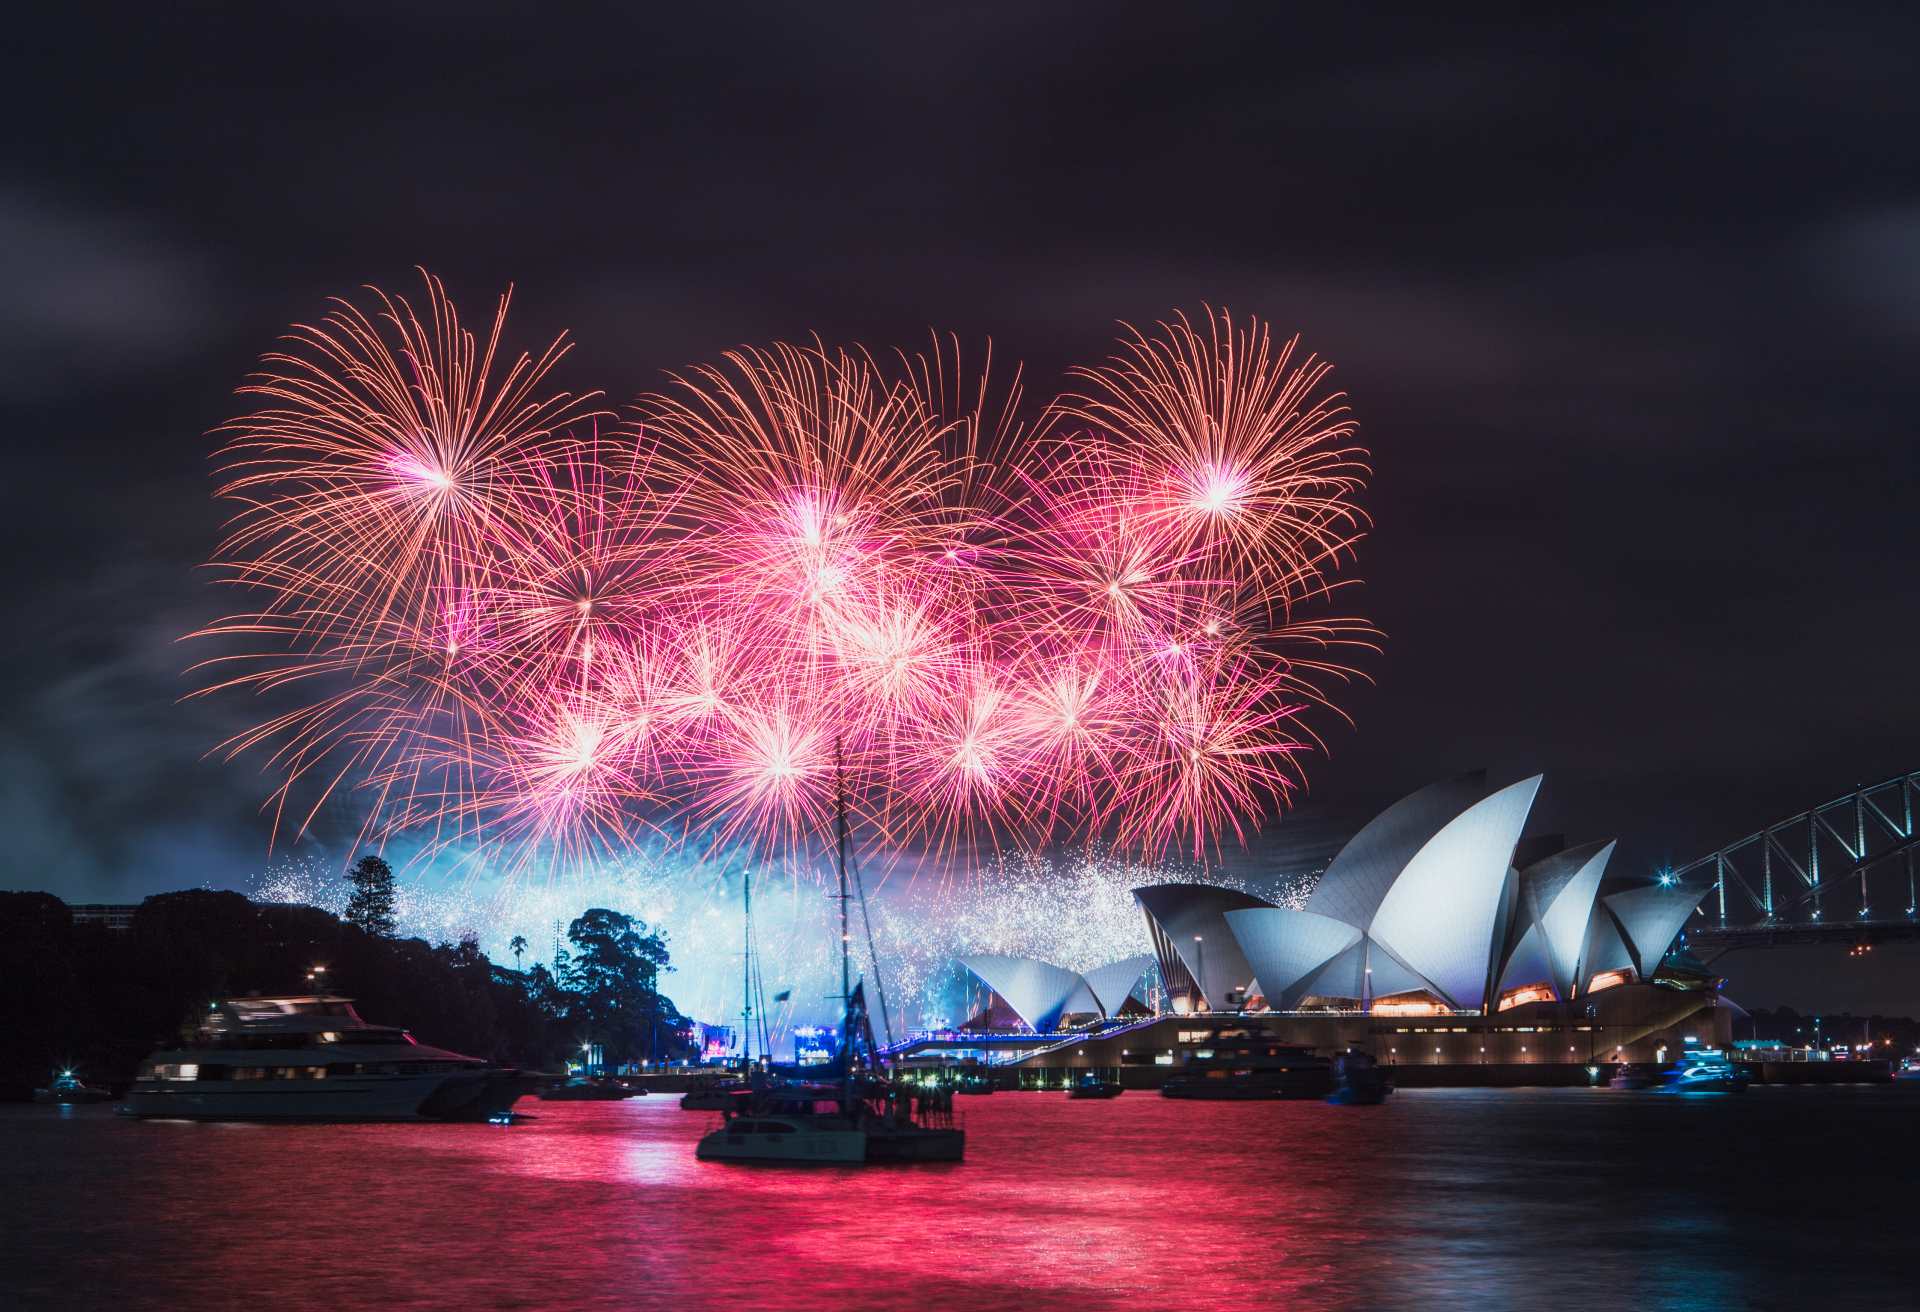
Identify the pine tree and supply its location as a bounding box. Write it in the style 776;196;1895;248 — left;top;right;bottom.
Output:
344;854;398;938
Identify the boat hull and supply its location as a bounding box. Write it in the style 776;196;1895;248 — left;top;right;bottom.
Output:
1325;1080;1392;1105
696;1126;868;1163
1162;1072;1334;1100
120;1070;526;1122
864;1126;965;1161
1653;1075;1750;1094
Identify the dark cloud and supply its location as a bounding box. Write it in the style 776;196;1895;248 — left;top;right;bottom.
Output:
1;4;1915;1006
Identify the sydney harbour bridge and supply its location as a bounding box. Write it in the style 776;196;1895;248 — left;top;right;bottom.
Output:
1675;770;1920;959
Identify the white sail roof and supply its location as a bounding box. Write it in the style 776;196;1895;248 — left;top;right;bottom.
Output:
1498;920;1556;992
1222;908;1363;1011
1530;840;1614;996
1363;938;1445;1001
1578;907;1635;986
1366;775;1542;1011
1078;955;1154;1017
1603;881;1711;976
1299;939;1367;1001
1134;884;1271;1009
1306;771;1490;931
957;955;1088;1033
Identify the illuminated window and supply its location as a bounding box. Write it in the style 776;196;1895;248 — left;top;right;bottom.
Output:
1586;969;1632;995
1371;991;1449;1017
1497;983;1556;1012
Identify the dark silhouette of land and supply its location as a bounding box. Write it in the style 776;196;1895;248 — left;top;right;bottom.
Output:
0;888;693;1098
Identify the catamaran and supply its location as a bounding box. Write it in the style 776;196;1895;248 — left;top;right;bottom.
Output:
695;765;964;1165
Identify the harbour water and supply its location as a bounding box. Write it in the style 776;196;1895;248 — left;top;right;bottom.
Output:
3;1087;1913;1311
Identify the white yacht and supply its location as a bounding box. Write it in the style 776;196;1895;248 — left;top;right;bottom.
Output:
121;995;527;1121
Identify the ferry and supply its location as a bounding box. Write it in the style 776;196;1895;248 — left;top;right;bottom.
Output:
121;995;528;1121
1161;1035;1335;1100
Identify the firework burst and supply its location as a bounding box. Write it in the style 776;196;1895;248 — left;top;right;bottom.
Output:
199;273;1373;878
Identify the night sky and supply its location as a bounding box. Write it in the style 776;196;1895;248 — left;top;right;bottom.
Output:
4;6;1915;1009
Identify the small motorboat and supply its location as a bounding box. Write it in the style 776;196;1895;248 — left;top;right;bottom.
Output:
1893;1058;1920;1084
33;1070;114;1105
1067;1076;1123;1100
538;1076;639;1101
1325;1052;1393;1106
1608;1062;1660;1090
1654;1051;1750;1094
680;1076;750;1111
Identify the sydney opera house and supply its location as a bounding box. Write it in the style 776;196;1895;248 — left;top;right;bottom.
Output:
915;773;1732;1083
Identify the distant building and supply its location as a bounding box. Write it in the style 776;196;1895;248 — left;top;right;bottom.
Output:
793;1026;839;1067
69;904;139;933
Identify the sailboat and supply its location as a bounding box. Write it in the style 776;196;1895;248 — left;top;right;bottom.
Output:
680;856;766;1112
694;764;965;1165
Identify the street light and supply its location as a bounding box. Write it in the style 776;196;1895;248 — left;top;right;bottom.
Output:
1193;935;1206;1013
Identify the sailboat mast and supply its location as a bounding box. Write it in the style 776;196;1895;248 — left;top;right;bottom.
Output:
741;862;753;1068
836;738;852;1107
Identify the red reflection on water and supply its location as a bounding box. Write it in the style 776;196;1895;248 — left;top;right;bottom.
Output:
5;1096;1392;1310
15;1088;1904;1310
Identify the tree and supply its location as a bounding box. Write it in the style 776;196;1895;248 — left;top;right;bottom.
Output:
509;935;528;972
344;854;397;938
564;908;672;1063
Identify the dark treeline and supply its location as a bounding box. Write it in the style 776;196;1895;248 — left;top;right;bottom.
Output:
0;886;695;1098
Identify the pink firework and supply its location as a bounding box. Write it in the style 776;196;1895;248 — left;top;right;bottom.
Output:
198;276;1374;876
1055;306;1370;610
